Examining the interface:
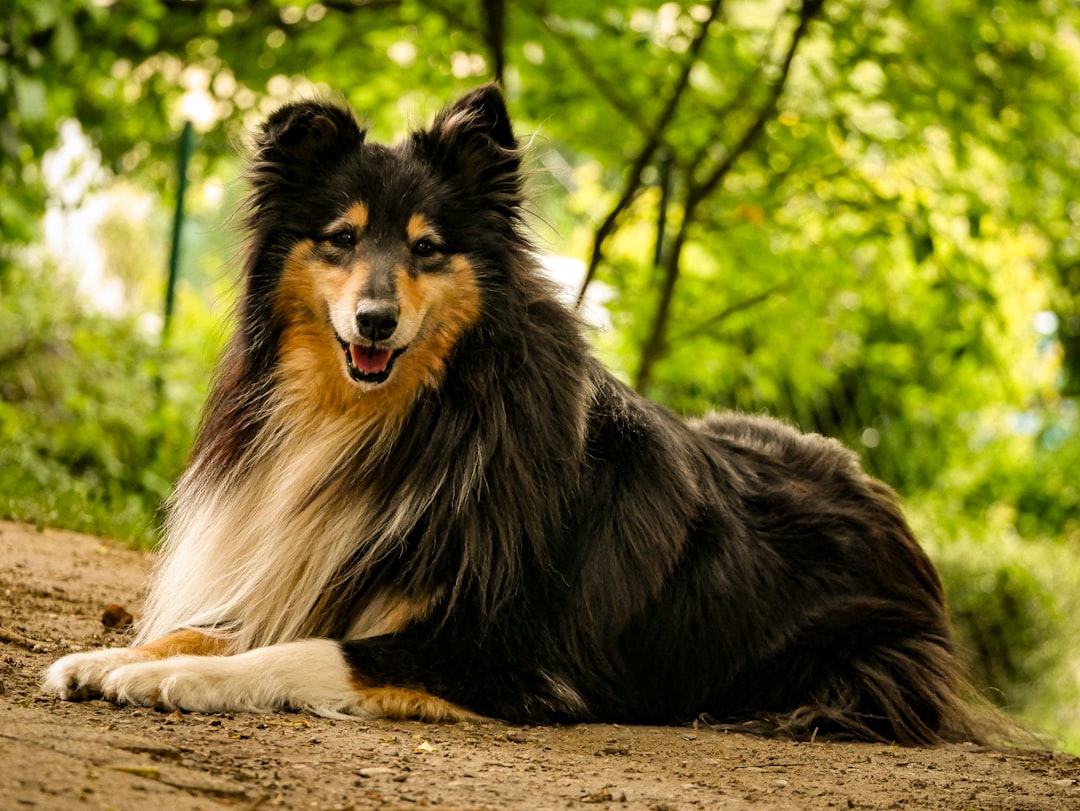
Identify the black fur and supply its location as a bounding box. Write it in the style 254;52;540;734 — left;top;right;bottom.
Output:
206;85;985;744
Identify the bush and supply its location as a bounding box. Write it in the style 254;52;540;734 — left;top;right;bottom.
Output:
0;263;219;546
910;501;1080;752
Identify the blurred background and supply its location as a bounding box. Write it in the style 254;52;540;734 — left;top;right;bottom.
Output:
1;0;1078;750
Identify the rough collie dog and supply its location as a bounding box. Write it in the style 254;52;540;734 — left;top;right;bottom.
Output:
44;85;986;745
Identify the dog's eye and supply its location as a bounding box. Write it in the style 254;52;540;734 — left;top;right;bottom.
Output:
412;239;438;258
326;230;355;249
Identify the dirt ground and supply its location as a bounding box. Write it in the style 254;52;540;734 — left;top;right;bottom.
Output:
2;521;1079;811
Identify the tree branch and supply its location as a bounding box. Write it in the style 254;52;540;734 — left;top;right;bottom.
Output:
483;0;507;84
634;0;826;392
574;0;726;306
666;283;785;344
687;0;823;208
684;4;792;173
633;219;688;391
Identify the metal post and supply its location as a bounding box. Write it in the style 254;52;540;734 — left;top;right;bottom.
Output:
163;120;194;344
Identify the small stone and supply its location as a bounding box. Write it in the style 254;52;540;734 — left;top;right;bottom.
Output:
358;767;395;778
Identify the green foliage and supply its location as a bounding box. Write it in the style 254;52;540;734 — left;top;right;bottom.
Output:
912;503;1080;752
0;263;218;547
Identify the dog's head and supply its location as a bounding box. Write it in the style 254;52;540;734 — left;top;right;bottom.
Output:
240;85;524;413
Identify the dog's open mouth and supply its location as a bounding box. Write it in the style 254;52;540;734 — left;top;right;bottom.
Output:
338;338;406;385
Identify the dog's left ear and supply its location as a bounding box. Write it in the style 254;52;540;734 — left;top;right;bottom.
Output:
431;84;516;151
413;84;522;201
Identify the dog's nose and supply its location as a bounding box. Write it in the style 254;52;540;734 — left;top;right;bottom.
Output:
355;302;399;342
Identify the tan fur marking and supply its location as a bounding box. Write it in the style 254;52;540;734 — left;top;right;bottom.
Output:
381;597;434;633
275;240;369;415
352;685;479;722
343;591;442;640
392;255;482;391
134;629;233;659
341;202;369;231
406;213;437;243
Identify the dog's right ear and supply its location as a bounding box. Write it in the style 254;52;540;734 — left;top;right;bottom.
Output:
250;101;364;187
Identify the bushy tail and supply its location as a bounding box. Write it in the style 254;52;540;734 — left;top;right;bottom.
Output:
706;600;1023;747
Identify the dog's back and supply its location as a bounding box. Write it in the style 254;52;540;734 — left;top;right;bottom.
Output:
448;373;985;743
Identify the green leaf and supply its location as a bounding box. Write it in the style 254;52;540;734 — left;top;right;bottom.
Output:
12;71;48;121
53;14;80;64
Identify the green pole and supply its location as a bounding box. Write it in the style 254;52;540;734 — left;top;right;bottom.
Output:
163;120;194;344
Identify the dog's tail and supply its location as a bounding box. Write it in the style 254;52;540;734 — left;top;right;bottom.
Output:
700;554;1029;747
723;606;1014;746
709;667;1023;749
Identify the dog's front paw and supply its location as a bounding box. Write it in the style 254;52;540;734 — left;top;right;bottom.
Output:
100;660;174;709
42;648;150;700
102;657;251;713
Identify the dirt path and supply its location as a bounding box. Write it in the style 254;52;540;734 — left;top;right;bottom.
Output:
2;520;1079;810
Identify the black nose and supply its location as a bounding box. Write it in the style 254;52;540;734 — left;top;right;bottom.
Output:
355;302;399;342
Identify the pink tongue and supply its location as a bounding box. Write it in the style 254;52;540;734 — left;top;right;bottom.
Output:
350;345;392;374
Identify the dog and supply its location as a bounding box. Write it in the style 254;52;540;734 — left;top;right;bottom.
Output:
44;85;988;745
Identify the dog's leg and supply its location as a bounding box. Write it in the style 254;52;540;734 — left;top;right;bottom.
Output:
93;638;476;720
43;629;230;701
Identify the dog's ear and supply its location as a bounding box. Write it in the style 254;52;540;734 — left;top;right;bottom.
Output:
250;101;364;187
413;85;522;204
430;84;516;152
